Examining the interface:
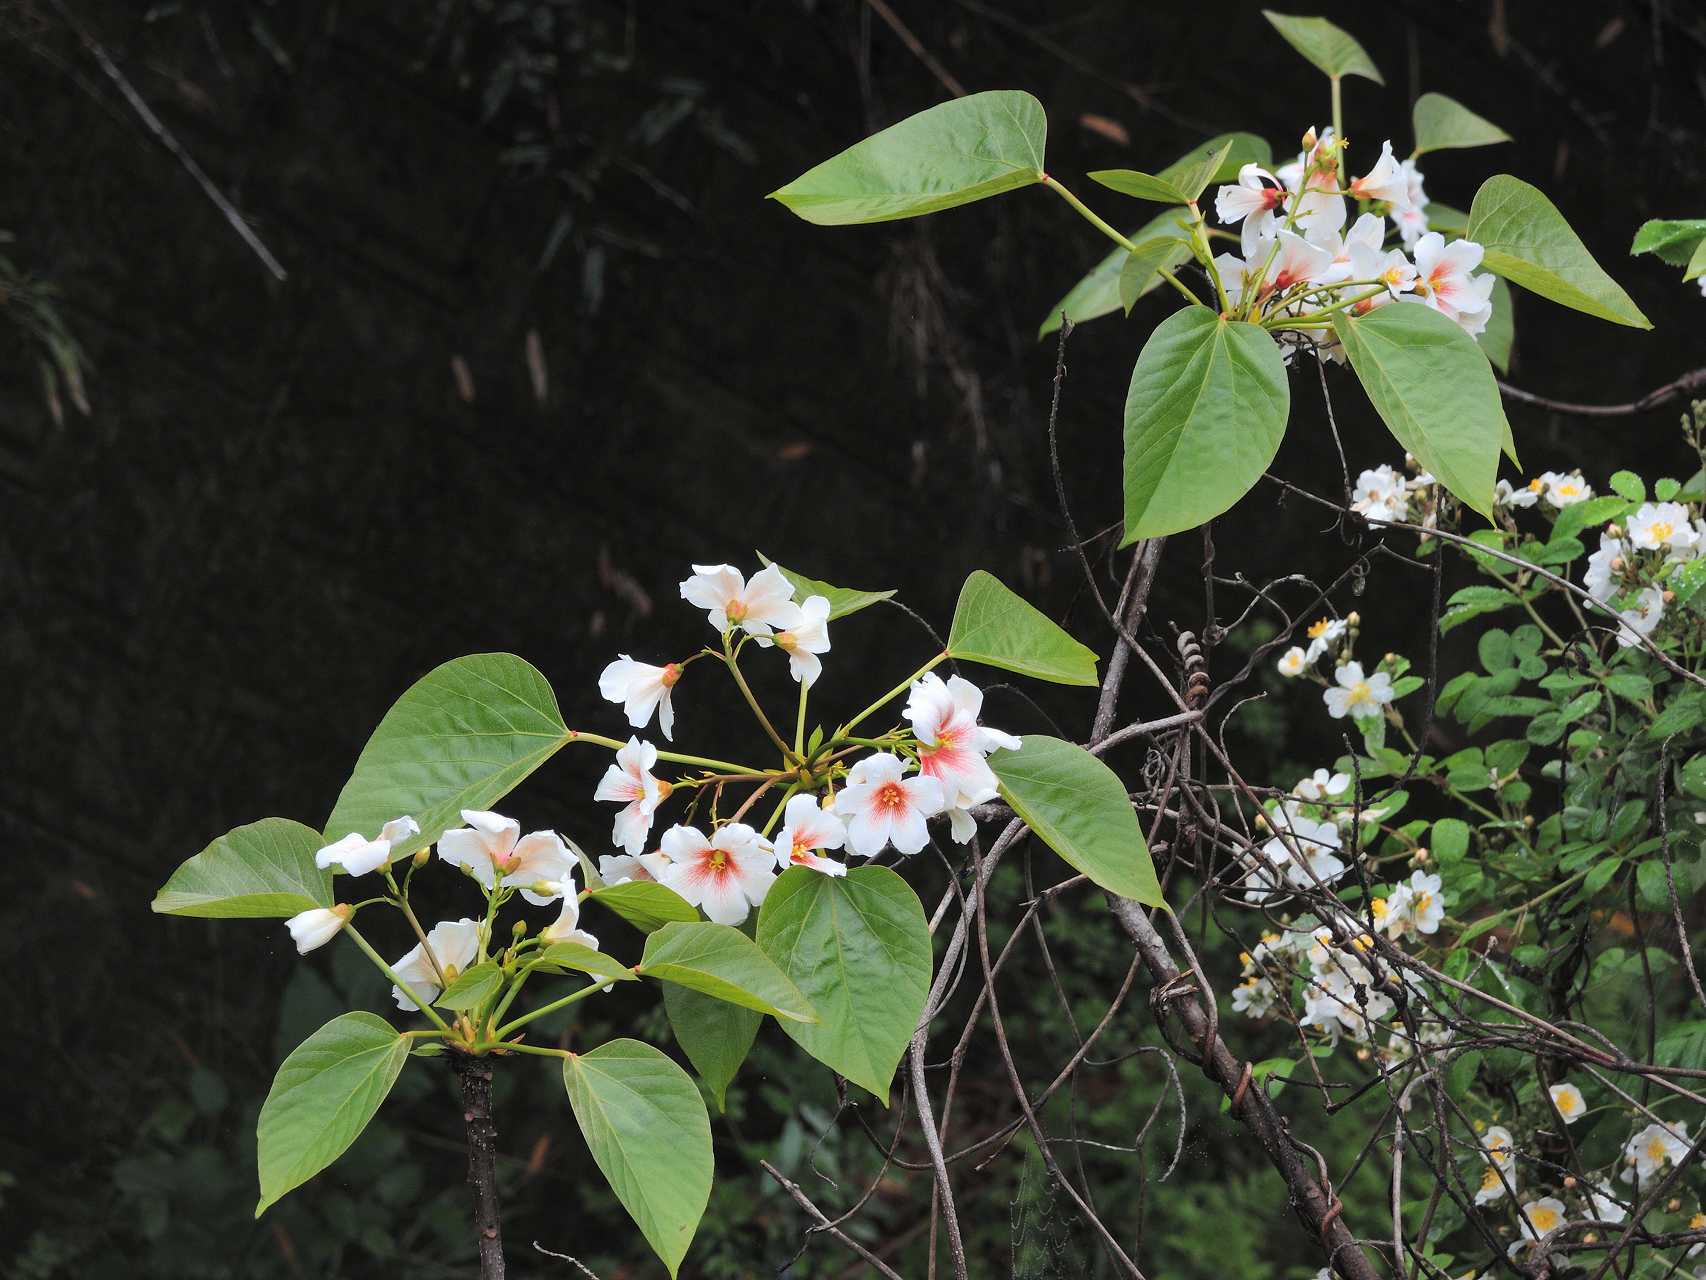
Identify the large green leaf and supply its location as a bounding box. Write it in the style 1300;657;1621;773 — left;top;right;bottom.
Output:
153;818;332;919
1466;176;1652;329
768;90;1046;226
756;866;931;1103
586;880;700;933
1090;140;1232;206
989;736;1161;905
1481;275;1515;375
324;653;570;856
1262;11;1383;83
563;1039;713;1278
640;921;817;1022
1120;305;1289;541
946;570;1099;686
663;983;761;1113
530;941;640;984
1119;237;1195;313
756;551;895;620
1039;134;1268;339
256;1012;409;1215
1411;93;1510;155
1332;303;1507;521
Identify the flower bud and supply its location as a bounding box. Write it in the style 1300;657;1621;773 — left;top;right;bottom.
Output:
1413;847;1430;865
1347;611;1361;627
1610;556;1626;573
1664;589;1677;603
1301;126;1318;151
512;919;528;938
656;778;675;801
1607;523;1624;539
286;904;353;955
412;847;431;869
1583;1232;1598;1245
1668;1197;1683;1213
1563;1175;1578;1189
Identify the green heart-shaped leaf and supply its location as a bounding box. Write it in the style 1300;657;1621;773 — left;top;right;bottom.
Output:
663;984;761;1113
1411;93;1510;156
153;817;332;919
1262;11;1383;83
640;921;817;1022
947;570;1099;686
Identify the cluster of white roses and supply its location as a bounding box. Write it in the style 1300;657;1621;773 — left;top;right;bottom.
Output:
1493;469;1595;512
1347;460;1436;523
1213;127;1494;357
1584;500;1706;649
1274;612;1400;724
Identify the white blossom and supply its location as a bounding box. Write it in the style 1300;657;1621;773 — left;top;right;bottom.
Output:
905;673;1020;843
1494;478;1540;509
1615;586;1665;649
658;822;776;926
286;905;352;954
1549;1082;1586;1125
679;563;800;637
314;816;420;878
773;793;848;877
598;655;681;740
835;752;945;858
1347;140;1408;206
541;873;599;949
1539;470;1592;508
1351;464;1409;521
438;810;578;903
1628;501;1701;556
1406;232;1495;336
1276;645;1308;677
1293;769;1350;802
1584;533;1626;601
594;736;663;856
1623;1120;1690;1184
597;851;670;885
1304;616;1349;662
1324;661;1394;719
390;918;482;1011
757;593;832;686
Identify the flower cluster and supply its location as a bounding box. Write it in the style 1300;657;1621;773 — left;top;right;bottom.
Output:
1273;610;1406;726
1213;129;1494;360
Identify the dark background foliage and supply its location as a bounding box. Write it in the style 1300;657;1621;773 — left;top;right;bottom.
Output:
3;1;1704;1274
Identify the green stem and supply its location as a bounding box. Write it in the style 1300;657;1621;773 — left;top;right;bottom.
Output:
475;1039;571;1060
344;923;455;1037
840;653;949;737
762;781;803;839
385;873;447;988
723;635;797;761
1331;76;1343;148
1041;175;1203;306
487;965;532;1033
794;680;809;755
566;729;765;776
493;981;606;1040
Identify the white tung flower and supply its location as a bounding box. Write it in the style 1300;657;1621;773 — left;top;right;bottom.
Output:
679;562;800;637
1324;661;1394;720
315;816;421;877
1347;140;1409;206
1276;645;1308;677
835;752;945;858
541;873;600;950
773;793;848;877
1406;232;1495;336
285;905;352;954
757;593;832;686
1214;162;1287;253
596;851;670;885
658;822;776;925
598;655;681;740
438;809;578;903
1392;158;1429;249
905;673;1021;843
390;917;482;1011
594;736;663;856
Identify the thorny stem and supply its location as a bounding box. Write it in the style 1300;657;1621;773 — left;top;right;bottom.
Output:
453;1053;507;1280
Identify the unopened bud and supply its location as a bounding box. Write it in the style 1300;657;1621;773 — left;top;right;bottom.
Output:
1301;126;1318;151
1523;814;1535;827
1413;847;1430;865
1607;523;1624;539
1582;1232;1598;1245
412;848;431;868
1610;556;1626;573
1668;1197;1683;1212
656;778;675;801
512;919;528;938
1664;589;1677;603
1347;611;1361;627
1355;1047;1371;1061
1563;1175;1578;1189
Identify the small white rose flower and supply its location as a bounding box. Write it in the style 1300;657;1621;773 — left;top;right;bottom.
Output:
1276;645;1308;677
1615;586;1666;649
1584;532;1626;601
1628;501;1700;555
1548;1082;1586;1125
1323;661;1394;719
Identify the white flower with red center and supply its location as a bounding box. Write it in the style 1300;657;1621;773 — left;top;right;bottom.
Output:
1264;230;1335;294
835;752;946;857
1324;661;1394;719
1274;127;1347;245
1318;212;1385;285
598;655;682;740
905;673;1022;843
597;851;670;885
1214;162;1288;254
679;563;800;637
315;815;421;877
756;594;832;686
594;736;664;855
285;905;352;954
773;793;848;877
1347;140;1408;206
1392;159;1430;248
1276;645;1308;677
437;809;577;903
390;917;482;1011
658;822;776;925
1405;232;1496;335
541;878;599;950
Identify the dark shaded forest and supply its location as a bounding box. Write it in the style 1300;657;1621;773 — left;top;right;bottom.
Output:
5;1;1706;1275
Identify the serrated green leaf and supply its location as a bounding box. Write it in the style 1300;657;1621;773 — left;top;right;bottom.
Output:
1466;176;1651;329
756;552;895;620
946;570;1099;686
1412;93;1511;156
256;1012;409;1215
769;90;1046;225
563;1039;712;1277
1553;495;1633;541
1657;1020;1706;1070
1122;305;1289;539
663;984;760;1113
153;818;333;919
324;653;570;857
1441;585;1522;633
1631;219;1706;268
1262;11;1383;82
1119;236;1194;313
1333;303;1506;520
1608;470;1645;501
989;735;1161;905
1686;237;1706;283
586;880;700;933
756;866;931;1103
640;921;817;1022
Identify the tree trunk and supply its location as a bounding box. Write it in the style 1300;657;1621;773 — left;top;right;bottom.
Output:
453;1053;506;1279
